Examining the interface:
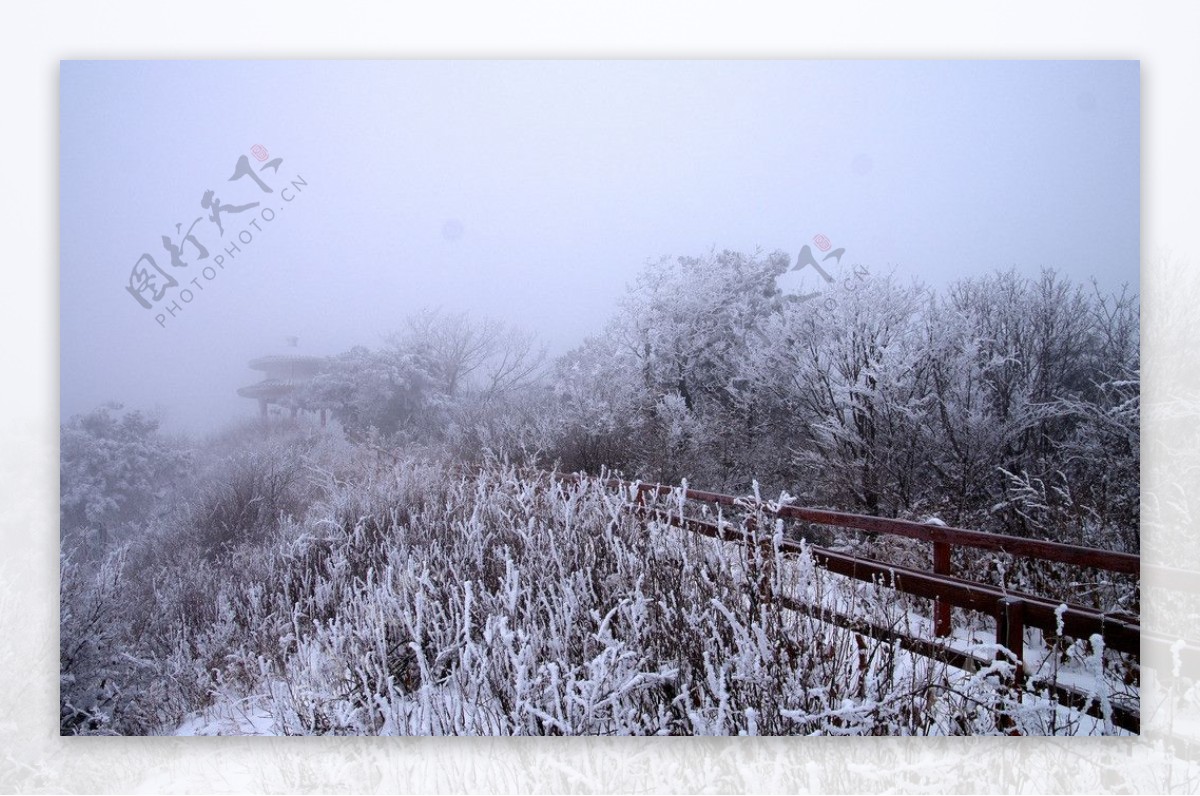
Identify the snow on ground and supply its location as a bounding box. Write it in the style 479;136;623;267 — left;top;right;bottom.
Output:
175;698;278;736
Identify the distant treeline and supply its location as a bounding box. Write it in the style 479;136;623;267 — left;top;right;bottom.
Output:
61;251;1138;553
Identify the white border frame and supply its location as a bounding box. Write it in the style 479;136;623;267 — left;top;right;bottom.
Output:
6;1;1198;792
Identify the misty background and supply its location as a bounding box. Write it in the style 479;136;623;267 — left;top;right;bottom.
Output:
60;60;1139;434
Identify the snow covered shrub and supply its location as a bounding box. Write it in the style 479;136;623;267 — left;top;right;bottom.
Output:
980;469;1139;616
543;338;652;476
60;549;128;734
60;404;190;552
59;548;175;735
174;434;326;561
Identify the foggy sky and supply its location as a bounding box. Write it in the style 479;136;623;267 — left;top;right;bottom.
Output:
60;60;1139;434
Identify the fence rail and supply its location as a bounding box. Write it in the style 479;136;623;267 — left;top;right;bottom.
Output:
623;479;1140;574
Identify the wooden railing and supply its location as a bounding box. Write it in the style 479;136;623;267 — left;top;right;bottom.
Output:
549;471;1163;733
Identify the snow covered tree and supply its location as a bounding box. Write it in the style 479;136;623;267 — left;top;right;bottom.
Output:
60;404;190;549
607;249;791;487
297;345;443;441
396;309;545;402
937;270;1138;547
539;248;1137;552
754;270;932;514
545;332;655;475
392;309;549;461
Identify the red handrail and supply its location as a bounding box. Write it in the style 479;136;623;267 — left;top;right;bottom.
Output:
618;478;1138;575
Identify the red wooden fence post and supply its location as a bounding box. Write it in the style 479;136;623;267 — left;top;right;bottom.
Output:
743;513;768;614
996;597;1026;682
758;515;774;611
933;540;953;637
994;597;1026;735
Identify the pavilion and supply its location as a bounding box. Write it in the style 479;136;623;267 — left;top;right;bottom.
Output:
237;337;326;424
